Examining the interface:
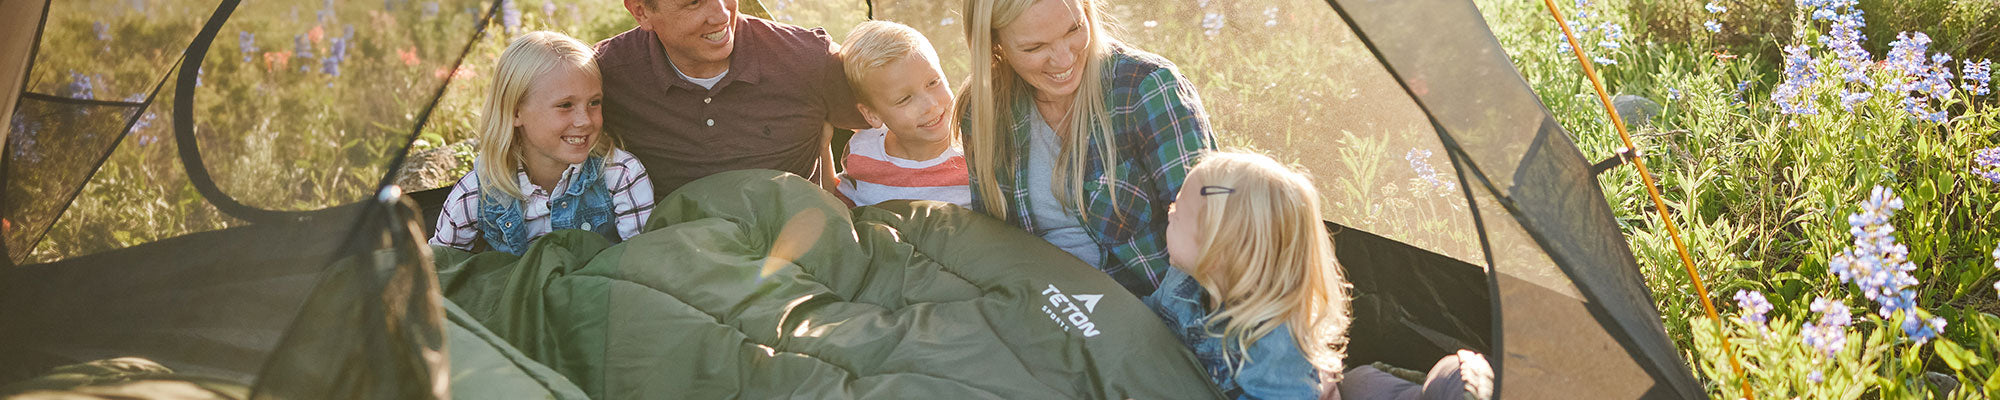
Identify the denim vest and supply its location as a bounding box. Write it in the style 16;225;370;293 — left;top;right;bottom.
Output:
477;156;619;255
1144;268;1323;399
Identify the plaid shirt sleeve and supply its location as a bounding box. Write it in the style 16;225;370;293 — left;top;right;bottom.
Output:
1088;52;1216;295
429;173;483;250
605;149;656;240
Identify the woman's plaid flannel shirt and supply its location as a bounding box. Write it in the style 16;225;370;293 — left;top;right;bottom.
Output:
969;45;1216;296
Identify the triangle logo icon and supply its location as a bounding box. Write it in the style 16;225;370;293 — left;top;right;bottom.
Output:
1072;294;1103;312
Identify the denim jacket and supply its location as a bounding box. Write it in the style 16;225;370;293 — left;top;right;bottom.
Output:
477;156;619;255
1145;268;1323;399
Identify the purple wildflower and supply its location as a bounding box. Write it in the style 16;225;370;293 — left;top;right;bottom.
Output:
1809;370;1825;383
1733;290;1773;324
1704;20;1721;33
542;0;555;19
1667;88;1683;101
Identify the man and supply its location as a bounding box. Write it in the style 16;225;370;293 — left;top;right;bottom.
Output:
597;0;870;196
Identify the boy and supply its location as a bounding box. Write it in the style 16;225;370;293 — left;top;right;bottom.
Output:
834;21;971;208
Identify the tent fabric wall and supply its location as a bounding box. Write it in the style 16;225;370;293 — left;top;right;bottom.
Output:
1321;0;1702;397
0;0;44;144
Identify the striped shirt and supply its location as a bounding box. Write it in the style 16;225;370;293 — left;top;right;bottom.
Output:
835;127;971;207
429;148;655;250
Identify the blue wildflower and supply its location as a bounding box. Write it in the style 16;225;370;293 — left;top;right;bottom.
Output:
1965;59;1992;96
1733;290;1773;324
1773;44;1820;117
239;31;257;62
1825;9;1872;85
1900;311;1945;344
1593;56;1617;65
1557;41;1573;54
324;29;350;77
1827;185;1947;343
1598;40;1620;50
1405;149;1452;196
61;72;95;99
1601;23;1624;40
1990;243;1999;300
1887;32;1932;76
502;0;521;33
1201;12;1224;37
1667;88;1683;100
1973;147;2000;184
1704;20;1721;33
1801;296;1851;357
1838;89;1872;111
1808;370;1824;383
1704;1;1725;14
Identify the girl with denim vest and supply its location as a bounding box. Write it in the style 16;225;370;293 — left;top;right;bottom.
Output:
1154;151;1350;399
1157;152;1489;400
429;31;655;255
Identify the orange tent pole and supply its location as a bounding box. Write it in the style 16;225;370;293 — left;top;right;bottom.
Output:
1533;1;1753;398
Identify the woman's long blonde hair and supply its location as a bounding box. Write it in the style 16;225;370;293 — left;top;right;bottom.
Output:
959;0;1119;218
475;31;613;201
1187;152;1350;375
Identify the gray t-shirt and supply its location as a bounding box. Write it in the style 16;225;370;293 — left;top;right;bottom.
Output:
1025;106;1105;268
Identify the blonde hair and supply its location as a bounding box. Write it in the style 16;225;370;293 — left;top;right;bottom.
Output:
840;20;938;103
475;31;613;201
1185;151;1350;376
959;0;1119;218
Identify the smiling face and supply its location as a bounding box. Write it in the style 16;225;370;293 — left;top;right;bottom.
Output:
857;53;957;149
1165;173;1206;274
995;0;1090;101
627;0;738;78
515;65;604;177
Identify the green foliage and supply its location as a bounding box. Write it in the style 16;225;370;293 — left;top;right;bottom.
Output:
1483;0;2000;396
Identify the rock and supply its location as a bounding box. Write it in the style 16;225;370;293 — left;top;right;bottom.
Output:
395;139;471;190
1612;94;1662;128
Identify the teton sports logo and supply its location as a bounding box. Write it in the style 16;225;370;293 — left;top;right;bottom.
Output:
1040;284;1104;337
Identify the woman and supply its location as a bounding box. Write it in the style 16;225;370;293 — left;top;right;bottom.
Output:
959;0;1215;296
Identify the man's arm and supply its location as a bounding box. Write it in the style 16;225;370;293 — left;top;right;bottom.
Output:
819;122;840;193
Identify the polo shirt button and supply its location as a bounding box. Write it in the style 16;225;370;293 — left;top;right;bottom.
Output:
703;97;712;104
706;119;715;126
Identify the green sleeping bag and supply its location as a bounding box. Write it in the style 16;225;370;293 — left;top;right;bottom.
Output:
433;169;1223;399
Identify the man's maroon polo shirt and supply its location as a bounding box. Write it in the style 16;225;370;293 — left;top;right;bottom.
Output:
595;16;869;196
